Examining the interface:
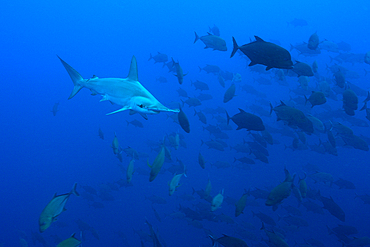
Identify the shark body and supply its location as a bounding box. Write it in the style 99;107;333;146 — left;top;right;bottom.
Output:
58;55;179;119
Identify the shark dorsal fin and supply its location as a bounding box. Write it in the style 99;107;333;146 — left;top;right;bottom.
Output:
127;56;138;81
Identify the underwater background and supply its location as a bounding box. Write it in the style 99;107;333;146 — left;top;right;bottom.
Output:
1;0;370;246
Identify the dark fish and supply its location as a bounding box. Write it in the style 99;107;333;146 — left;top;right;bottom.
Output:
312;60;318;73
209;24;220;36
156;76;167;83
218;74;225;88
292;61;314;77
194;109;207;124
165;60;176;73
304;91;326;107
148;52;168;66
331;225;358;236
51;102;59;116
234;156;255;165
226;109;265;131
337;41;351;52
319;193;346;222
282;205;302;216
288;18;308;27
250;132;267;147
176;88;188;98
249;188;269;200
191;80;209;91
251;150;269;164
82;185;97;195
333;178;356;189
194;32;227;51
308;32;319;50
197;93;213;101
223;84;236;103
231;36;293;70
172;58;186;84
252;211;276;226
281;215;308;227
98;127;104;140
302;200;325;214
145;195;167;204
270;101;314;134
177;107;190;133
334;69;346;88
246;141;269;156
290;43;321;56
199;64;221;74
201;140;224;151
145;220;163;247
341;134;369;151
219;70;234;81
343;88;358;116
327;130;336;148
198;152;206;169
261;130;274;145
126;119;144;128
209;235;248;247
183;97;201;107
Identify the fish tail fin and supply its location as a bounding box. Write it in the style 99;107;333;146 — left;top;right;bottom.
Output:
260;222;265;230
304;95;308;105
269;102;273;115
71;183;80;196
230;37;239;58
226;111;231;125
326;225;333;234
360;102;367;111
208;235;216;247
148;53;153;61
194;32;200;44
57;56;84;100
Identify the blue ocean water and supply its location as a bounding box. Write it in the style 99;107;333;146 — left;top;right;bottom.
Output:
1;0;370;246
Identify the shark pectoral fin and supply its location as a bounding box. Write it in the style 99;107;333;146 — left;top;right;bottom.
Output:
129;110;136;115
106;106;131;115
139;113;148;120
100;95;108;102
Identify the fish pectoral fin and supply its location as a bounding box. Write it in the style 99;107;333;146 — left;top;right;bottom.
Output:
106;106;131;115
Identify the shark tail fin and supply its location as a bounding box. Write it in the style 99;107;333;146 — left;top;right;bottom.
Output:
57;56;84;99
71;183;80;196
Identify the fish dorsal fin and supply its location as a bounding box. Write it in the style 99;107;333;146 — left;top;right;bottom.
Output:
127;56;138;81
207;32;212;35
238;108;246;113
254;36;265;42
279;100;286;106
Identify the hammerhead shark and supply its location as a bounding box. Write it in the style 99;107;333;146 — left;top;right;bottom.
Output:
58;55;179;119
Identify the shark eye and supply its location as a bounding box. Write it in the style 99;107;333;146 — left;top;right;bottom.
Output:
138;104;145;108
